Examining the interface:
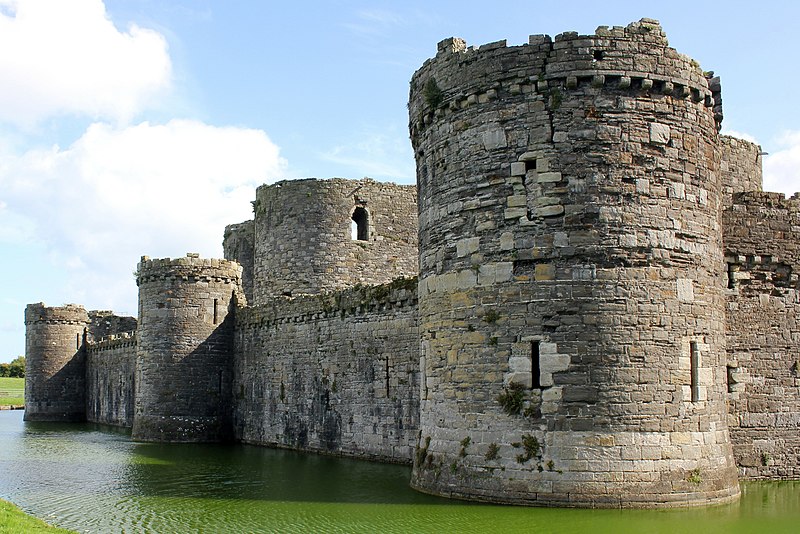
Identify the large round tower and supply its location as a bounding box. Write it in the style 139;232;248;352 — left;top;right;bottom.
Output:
251;178;417;303
409;19;739;507
131;254;244;442
24;303;89;421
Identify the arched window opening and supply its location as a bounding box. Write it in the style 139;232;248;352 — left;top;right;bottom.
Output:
351;207;369;241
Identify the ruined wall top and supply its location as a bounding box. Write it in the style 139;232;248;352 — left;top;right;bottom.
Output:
136;253;243;286
223;220;256;304
410;18;716;143
24;303;89;326
252;177;417;301
720;135;763;205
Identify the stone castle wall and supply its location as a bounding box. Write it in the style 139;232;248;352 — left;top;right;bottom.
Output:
86;333;136;427
251;178;417;302
408;19;739;506
223;220;255;304
233;278;419;463
723;192;800;478
132;254;244;442
719;135;763;205
24;304;89;422
20;18;800;509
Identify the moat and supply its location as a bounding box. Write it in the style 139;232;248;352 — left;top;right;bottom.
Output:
0;411;797;533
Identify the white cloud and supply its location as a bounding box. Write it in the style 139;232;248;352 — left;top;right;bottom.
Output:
763;130;800;197
0;0;171;126
0;119;286;312
320;126;415;182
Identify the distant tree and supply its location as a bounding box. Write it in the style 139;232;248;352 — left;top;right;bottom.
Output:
3;356;24;378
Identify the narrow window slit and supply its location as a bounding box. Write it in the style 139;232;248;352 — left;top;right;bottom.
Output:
690;341;700;402
531;341;541;389
213;298;219;324
727;263;736;289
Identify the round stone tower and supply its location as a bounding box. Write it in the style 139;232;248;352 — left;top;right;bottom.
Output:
408;19;739;507
251;178;418;303
131;254;244;442
24;303;89;421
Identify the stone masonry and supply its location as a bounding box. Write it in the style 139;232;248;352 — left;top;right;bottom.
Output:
23;18;800;508
724;192;800;479
248;177;417;302
409;18;738;507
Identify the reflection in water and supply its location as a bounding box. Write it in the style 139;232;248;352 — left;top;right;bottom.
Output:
1;410;799;533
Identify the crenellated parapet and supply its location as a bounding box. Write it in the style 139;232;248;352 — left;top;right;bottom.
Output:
410;18;717;148
86;331;137;352
724;191;800;286
237;277;417;330
136;254;244;286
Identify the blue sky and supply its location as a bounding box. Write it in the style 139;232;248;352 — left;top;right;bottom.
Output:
1;0;799;362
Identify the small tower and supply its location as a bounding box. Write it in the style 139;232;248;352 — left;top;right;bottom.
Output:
131;254;244;442
24;303;89;421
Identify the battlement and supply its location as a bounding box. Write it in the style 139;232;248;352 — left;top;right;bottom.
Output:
411;19;715;141
24;303;89;326
238;276;417;330
86;331;137;352
136;253;243;286
730;190;800;209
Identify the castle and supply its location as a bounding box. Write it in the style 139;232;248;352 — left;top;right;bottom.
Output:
24;19;800;508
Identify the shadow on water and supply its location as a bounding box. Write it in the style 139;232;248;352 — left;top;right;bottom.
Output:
125;441;453;505
2;410;800;533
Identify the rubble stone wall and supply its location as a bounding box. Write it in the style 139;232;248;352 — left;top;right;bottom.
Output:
252;178;417;303
408;19;739;507
233;278;419;463
132;254;244;442
724;191;800;478
86;333;136;427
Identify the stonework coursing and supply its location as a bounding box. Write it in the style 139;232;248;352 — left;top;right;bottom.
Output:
409;17;740;507
724;192;800;479
22;18;800;509
249;178;417;303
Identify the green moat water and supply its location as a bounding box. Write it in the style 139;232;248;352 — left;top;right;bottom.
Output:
1;411;798;533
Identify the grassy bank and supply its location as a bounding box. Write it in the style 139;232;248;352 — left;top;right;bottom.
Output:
0;377;23;406
0;500;76;533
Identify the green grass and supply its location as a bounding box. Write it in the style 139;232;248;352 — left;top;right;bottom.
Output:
0;499;76;533
0;377;24;406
